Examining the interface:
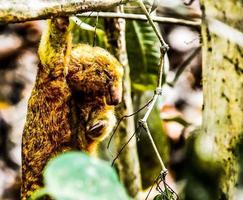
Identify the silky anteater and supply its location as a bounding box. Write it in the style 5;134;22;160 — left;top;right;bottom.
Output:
21;18;123;199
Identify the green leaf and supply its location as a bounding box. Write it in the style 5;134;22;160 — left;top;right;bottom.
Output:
153;194;163;200
43;152;129;200
126;20;161;92
71;18;108;48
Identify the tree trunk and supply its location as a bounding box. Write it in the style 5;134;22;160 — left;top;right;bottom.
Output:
104;6;142;199
200;0;243;199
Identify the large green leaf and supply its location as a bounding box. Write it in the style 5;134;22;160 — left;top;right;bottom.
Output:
126;20;161;92
32;152;129;200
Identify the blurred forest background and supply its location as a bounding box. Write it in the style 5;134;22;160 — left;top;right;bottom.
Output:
0;0;242;199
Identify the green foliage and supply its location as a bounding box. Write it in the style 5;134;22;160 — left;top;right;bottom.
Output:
153;194;163;200
126;20;161;92
153;191;176;200
71;18;108;48
31;152;129;200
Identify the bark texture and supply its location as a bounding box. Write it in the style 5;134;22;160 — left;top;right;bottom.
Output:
104;6;142;199
0;0;129;23
200;0;243;199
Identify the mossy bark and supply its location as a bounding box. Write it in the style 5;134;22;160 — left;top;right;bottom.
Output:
0;0;129;23
200;0;243;199
104;6;142;199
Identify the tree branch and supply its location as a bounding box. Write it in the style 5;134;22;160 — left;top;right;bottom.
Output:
77;12;201;27
0;0;129;23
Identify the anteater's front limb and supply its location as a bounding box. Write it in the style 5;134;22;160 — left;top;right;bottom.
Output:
21;18;72;199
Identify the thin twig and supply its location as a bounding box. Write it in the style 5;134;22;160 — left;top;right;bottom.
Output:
168;46;201;87
140;121;166;172
111;126;141;166
71;12;93;27
157;50;166;89
136;0;168;49
135;0;167;173
92;12;99;47
145;175;158;200
183;0;196;6
77;12;201;27
107;94;155;149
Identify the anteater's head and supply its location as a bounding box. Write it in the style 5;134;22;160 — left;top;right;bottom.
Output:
67;44;123;106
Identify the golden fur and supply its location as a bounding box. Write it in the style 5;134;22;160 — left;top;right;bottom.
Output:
21;18;123;199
